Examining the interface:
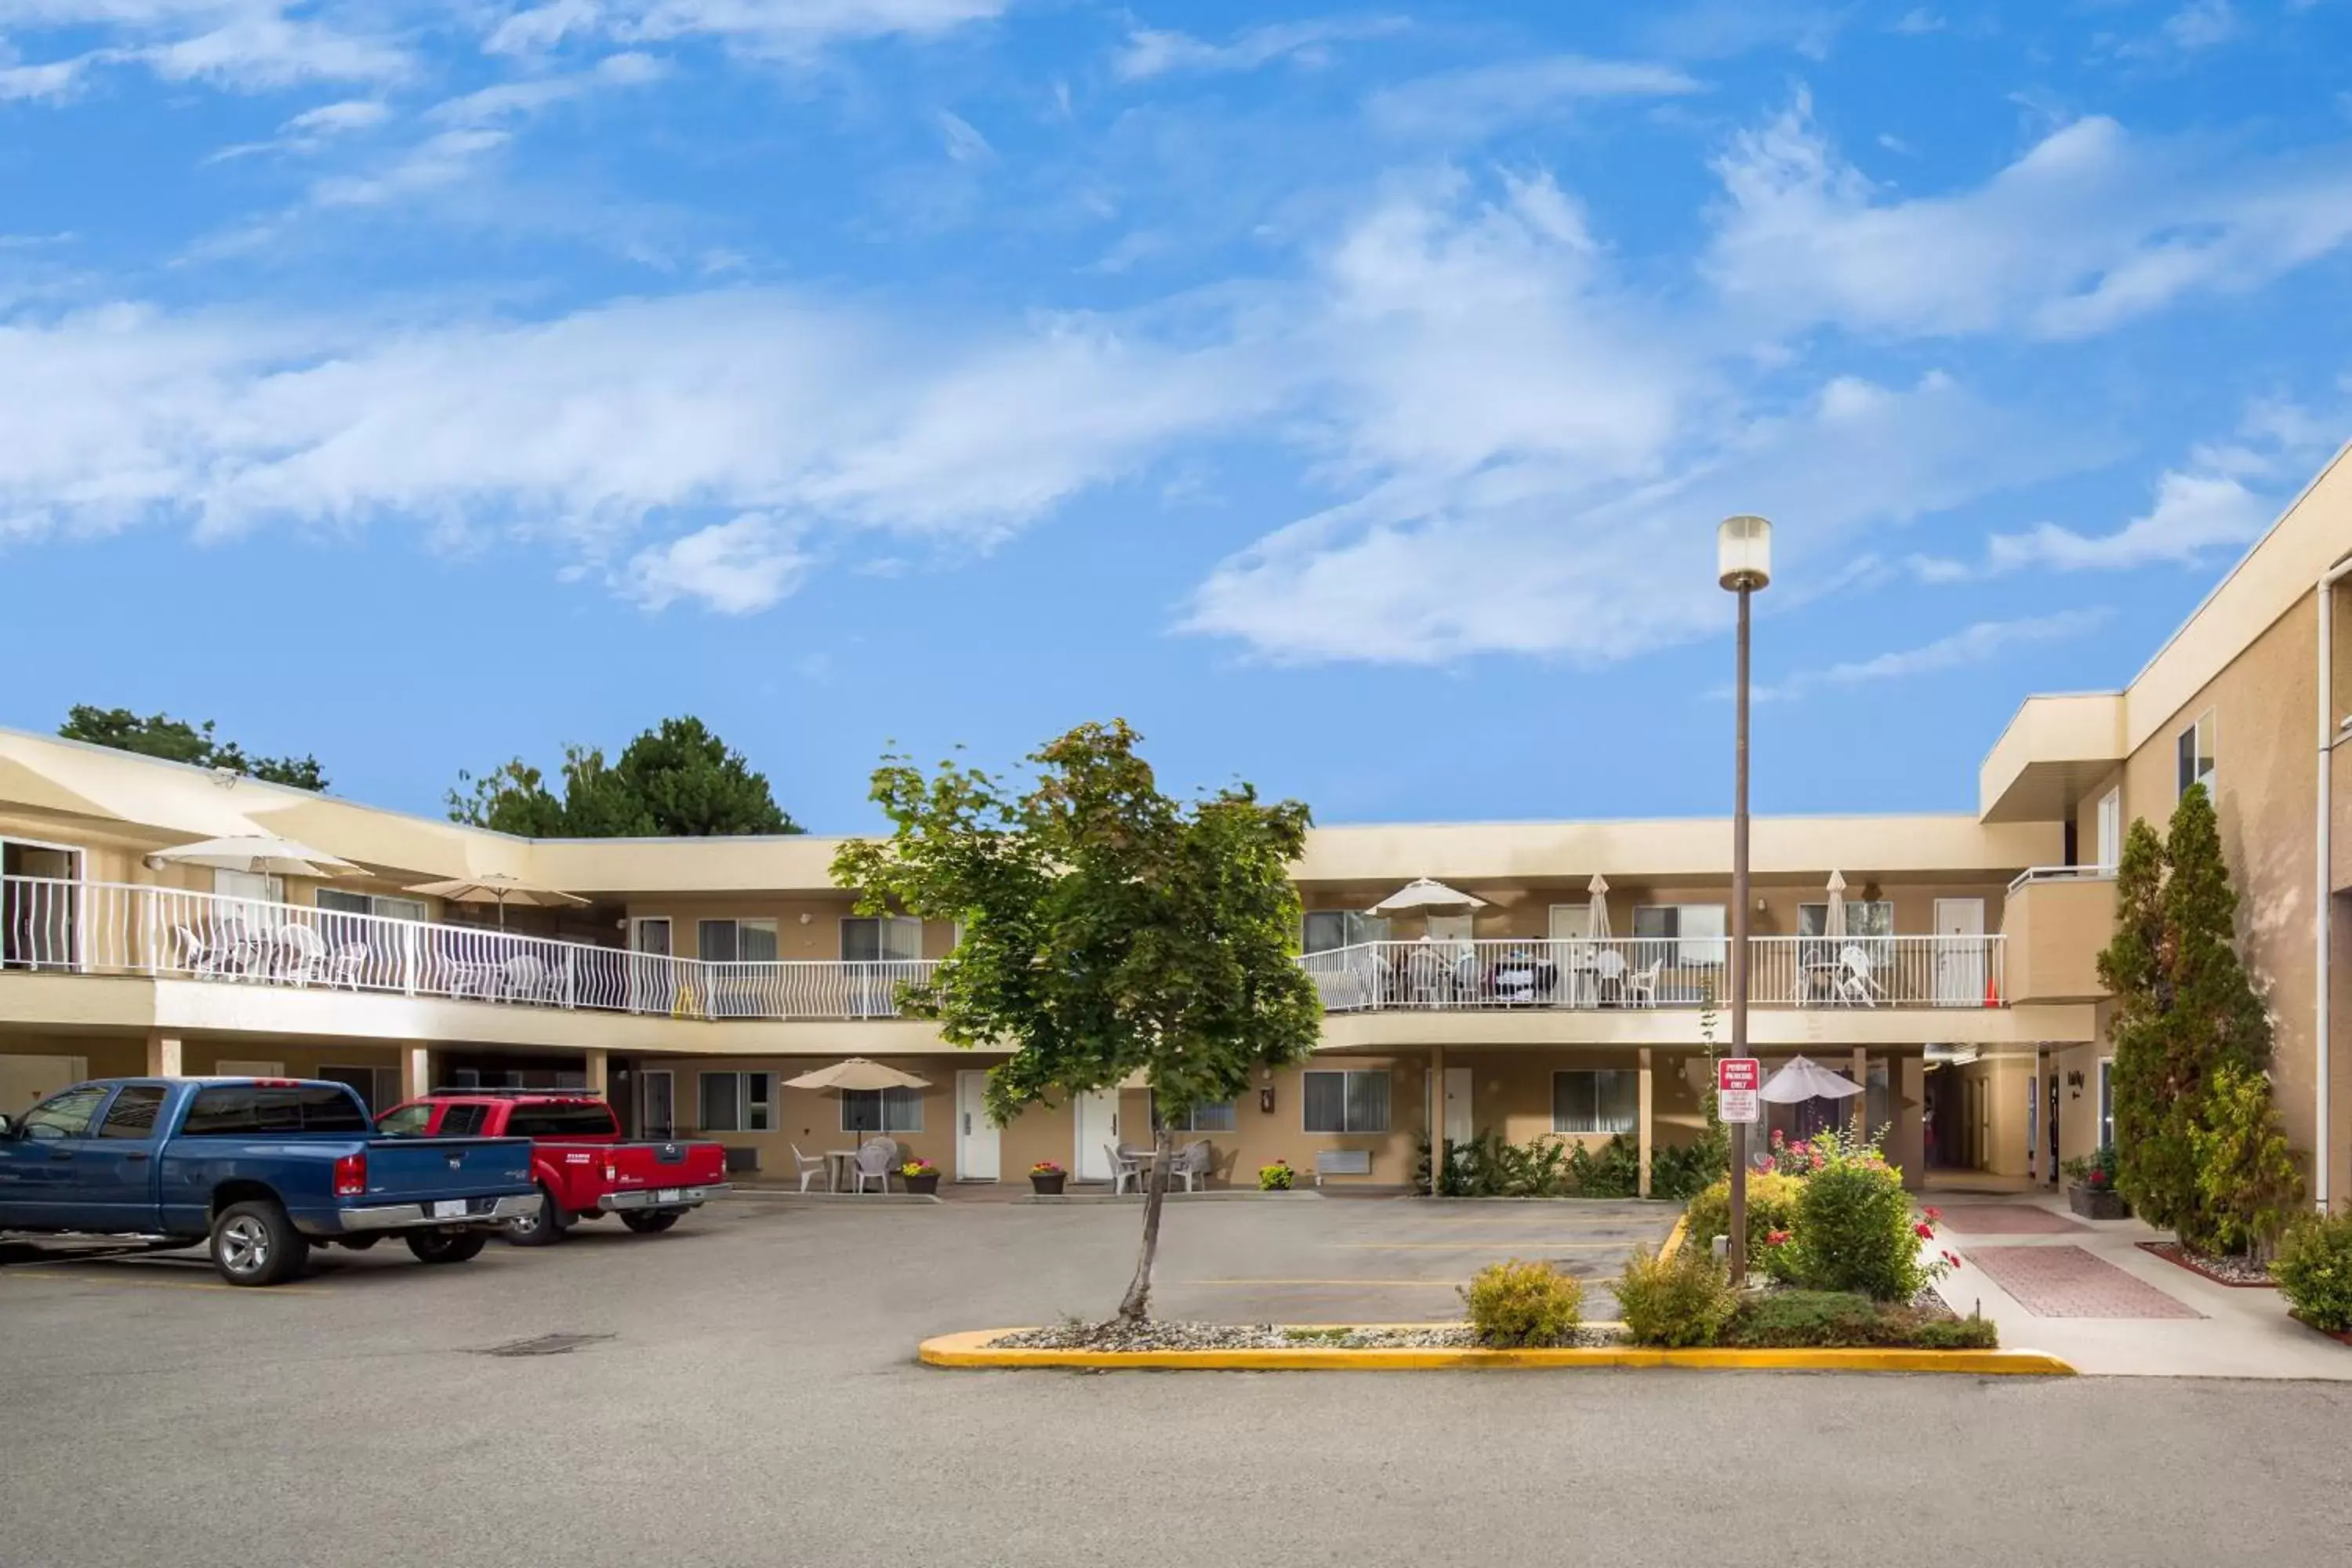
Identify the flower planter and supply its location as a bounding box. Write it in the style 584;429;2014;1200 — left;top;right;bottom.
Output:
2067;1183;2129;1220
1029;1171;1067;1196
902;1172;941;1196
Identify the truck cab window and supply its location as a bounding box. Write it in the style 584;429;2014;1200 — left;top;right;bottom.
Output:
98;1086;167;1138
375;1104;434;1137
19;1085;108;1141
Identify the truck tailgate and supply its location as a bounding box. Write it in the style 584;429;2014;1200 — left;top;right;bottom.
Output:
359;1136;533;1202
608;1140;730;1188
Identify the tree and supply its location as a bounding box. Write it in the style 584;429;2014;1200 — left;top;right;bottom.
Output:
60;705;328;791
830;720;1323;1322
448;717;799;837
2100;784;2295;1254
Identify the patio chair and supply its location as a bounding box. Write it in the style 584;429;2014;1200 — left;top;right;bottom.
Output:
501;953;551;1004
1589;947;1628;1007
275;924;328;987
1167;1141;1212;1192
789;1143;829;1193
1624;959;1662;1009
1403;944;1453;1007
850;1142;893;1195
172;924;227;978
865;1136;901;1168
1837;946;1883;1008
325;942;370;990
1106;1144;1144;1196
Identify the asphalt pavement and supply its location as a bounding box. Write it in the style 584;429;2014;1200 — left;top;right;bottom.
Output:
4;1196;2349;1568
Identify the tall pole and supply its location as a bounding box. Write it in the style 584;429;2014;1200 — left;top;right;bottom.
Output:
1729;583;1753;1283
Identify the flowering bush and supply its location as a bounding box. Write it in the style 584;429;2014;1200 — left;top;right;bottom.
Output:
1029;1160;1064;1175
1258;1160;1295;1192
1461;1258;1583;1348
900;1159;938;1178
1781;1127;1947;1301
1683;1172;1805;1279
1763;1128;1828;1178
2062;1145;2122;1191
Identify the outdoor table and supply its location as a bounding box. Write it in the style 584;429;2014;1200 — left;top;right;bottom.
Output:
1799;961;1843;1006
826;1150;861;1191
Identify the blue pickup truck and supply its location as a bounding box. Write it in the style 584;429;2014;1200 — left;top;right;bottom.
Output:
0;1077;537;1286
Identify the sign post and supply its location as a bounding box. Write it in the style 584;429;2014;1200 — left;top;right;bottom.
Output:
1717;1056;1761;1275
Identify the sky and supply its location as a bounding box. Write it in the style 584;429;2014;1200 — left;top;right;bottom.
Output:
2;0;2349;834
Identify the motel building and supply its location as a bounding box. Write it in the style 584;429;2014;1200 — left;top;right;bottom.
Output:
3;451;2350;1205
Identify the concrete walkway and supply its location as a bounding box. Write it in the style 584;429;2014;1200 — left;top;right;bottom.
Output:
1929;1192;2352;1379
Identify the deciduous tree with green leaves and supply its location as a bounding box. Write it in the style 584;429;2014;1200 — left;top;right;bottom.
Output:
448;717;799;838
60;706;328;791
830;720;1323;1322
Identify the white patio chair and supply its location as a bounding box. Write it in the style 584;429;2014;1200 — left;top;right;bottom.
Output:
850;1141;893;1195
1403;944;1453;1007
501;953;551;1003
866;1136;901;1168
326;942;370;990
1838;946;1883;1008
1106;1144;1144;1196
276;924;328;987
1590;947;1628;1007
172;924;226;978
1167;1141;1212;1192
1625;959;1662;1009
789;1143;829;1192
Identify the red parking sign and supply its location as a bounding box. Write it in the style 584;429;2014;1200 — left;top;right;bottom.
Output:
1717;1058;1761;1093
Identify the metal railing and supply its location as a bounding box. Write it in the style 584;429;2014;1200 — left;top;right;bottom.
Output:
2006;864;2118;895
0;875;942;1022
1303;935;2007;1011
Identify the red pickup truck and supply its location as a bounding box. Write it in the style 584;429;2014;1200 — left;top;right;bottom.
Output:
375;1091;728;1245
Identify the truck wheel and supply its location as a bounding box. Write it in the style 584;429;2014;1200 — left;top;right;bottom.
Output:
619;1210;681;1235
405;1230;488;1265
506;1184;569;1247
210;1200;310;1287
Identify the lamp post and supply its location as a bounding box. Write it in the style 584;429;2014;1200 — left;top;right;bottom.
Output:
1718;515;1772;1283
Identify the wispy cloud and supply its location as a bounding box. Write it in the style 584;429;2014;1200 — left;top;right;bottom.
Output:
1640;1;1849;60
1113;16;1406;81
622;512;809;613
938;110;993;164
1987;470;2273;573
484;0;1013;58
1366;55;1704;142
2162;0;2238;51
427;51;665;129
1752;610;2113;702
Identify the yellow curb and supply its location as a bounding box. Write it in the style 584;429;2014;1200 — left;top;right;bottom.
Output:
1657;1213;1690;1264
918;1329;2074;1375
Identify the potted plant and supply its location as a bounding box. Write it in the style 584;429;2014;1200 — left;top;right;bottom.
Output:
2063;1146;2129;1219
900;1158;941;1196
1029;1160;1066;1196
1258;1159;1295;1192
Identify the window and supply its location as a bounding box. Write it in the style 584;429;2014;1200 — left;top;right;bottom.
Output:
1797;901;1893;939
840;916;922;962
840;1087;924;1134
19;1084;107;1140
2177;711;2217;798
1632;904;1728;965
437;1103;489;1138
699;1072;775;1134
316;889;428;923
213;869;284;903
1303;910;1390;953
181;1084;370;1136
98;1086;168;1139
506;1101;620;1139
1552;1070;1639;1134
698;919;780;964
1303;1069;1389;1134
2096;789;2122;870
375;1103;434;1137
319;1065;400;1115
1149;1092;1238;1134
2098;1058;2115;1149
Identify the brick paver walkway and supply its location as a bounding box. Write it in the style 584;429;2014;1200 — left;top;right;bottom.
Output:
1936;1204;2087;1235
1965;1245;2203;1319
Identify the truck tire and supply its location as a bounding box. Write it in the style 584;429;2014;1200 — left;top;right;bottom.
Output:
405;1230;488;1265
619;1210;681;1235
506;1184;569;1247
209;1200;310;1287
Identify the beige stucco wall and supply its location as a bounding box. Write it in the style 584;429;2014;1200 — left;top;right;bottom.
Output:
2004;876;2118;1004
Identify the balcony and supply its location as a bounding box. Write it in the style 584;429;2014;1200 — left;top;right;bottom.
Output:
0;875;940;1023
1301;935;2007;1013
2001;867;2117;1004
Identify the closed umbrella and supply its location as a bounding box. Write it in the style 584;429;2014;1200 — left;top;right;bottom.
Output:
1825;869;1847;940
147;833;364;880
1586;874;1612;940
405;872;589;930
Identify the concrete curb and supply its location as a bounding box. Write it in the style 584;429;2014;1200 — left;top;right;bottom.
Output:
723;1191;945;1206
917;1329;2075;1375
1657;1214;1691;1264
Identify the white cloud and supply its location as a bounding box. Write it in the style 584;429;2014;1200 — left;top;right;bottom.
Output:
0;2;410;100
1364;55;1704;141
1641;1;1847;60
485;0;604;54
1112;16;1404;81
2162;0;2238;50
311;129;513;205
1705;90;2352;339
428;51;666;128
622;512;809;612
1753;610;2112;701
0;53;102;101
284;99;390;135
486;0;1011;57
938;110;992;163
1891;8;1944;32
1987;469;2273;573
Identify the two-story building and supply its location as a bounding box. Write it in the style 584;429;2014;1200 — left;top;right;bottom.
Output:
4;443;2347;1201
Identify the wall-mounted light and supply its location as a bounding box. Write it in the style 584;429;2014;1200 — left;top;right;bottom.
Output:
1258;1085;1276;1115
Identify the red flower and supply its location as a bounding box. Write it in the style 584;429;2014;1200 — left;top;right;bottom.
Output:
1915;1221;1935;1239
1922;1207;1943;1221
1942;1251;1961;1267
1758;1157;1777;1174
2088;1170;2108;1187
1765;1230;1791;1246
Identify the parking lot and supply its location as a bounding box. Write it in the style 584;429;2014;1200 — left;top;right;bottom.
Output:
5;1195;2352;1568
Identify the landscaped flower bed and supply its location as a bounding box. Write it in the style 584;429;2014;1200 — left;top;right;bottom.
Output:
985;1321;1626;1352
2136;1240;2274;1287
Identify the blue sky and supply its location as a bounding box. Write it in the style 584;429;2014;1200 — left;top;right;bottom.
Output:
3;1;2349;833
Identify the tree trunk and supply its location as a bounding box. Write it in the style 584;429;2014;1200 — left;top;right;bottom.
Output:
1117;1123;1178;1322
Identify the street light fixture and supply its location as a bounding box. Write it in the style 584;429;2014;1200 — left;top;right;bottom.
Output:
1718;514;1771;1283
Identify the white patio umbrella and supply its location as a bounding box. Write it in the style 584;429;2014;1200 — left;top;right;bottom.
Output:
1368;878;1486;916
1825;869;1848;940
1586;873;1612;940
786;1058;933;1151
405;872;589;929
1759;1055;1865;1104
147;833;365;880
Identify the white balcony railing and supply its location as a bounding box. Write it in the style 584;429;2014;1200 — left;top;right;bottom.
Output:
1304;935;2006;1012
0;875;2009;1025
0;875;942;1023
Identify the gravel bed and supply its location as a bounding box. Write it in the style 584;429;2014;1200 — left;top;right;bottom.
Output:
987;1320;1628;1352
2141;1241;2276;1286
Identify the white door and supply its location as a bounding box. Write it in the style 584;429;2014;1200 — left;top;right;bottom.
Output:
1074;1088;1120;1181
956;1070;1000;1181
2096;789;2122;869
1934;898;1986;1005
0;1054;88;1117
1443;1066;1473;1147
